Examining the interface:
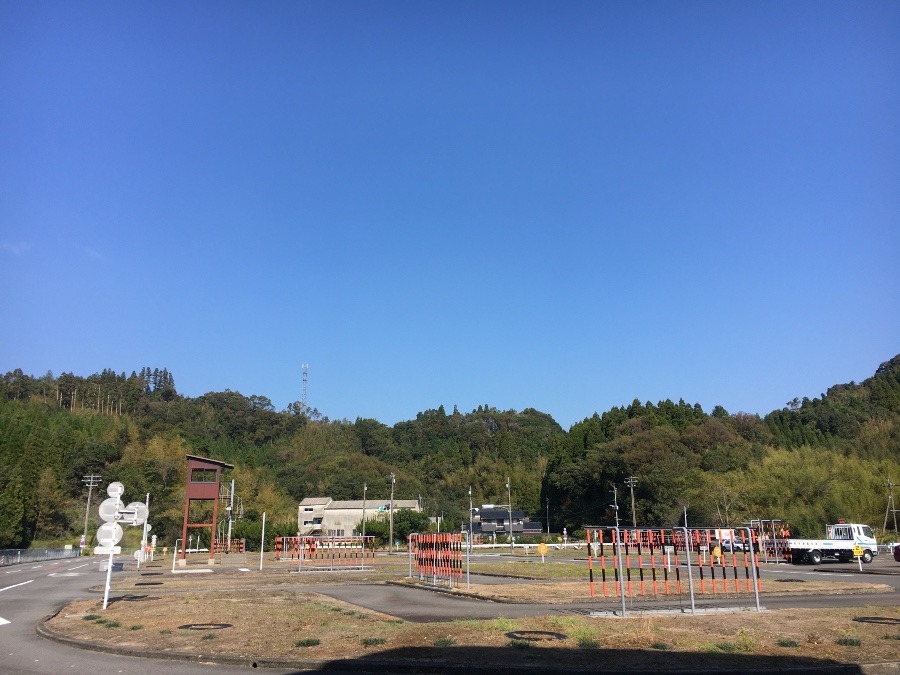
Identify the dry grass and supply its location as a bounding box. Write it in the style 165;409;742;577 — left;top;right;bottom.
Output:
43;560;900;671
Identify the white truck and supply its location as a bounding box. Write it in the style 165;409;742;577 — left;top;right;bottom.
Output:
788;522;878;565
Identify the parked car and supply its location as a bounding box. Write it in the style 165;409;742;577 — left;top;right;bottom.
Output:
720;539;745;553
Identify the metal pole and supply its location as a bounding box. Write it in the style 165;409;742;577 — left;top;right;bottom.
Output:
362;483;367;541
468;486;472;589
546;497;550;535
389;472;395;553
227;479;235;551
745;526;761;612
612;486;627;616
172;539;181;573
683;507;695;615
506;477;513;552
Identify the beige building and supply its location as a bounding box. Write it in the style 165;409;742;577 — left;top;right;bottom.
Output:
298;497;420;536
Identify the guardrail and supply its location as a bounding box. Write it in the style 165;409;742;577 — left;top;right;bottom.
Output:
0;548;82;566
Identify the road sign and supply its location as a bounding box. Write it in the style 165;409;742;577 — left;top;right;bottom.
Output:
125;501;149;524
96;521;123;546
98;497;124;522
106;482;125;498
853;545;863;557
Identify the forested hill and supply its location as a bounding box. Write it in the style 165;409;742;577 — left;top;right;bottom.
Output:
1;356;898;549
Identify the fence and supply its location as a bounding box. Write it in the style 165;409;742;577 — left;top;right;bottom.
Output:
0;547;82;567
274;536;374;571
408;533;464;588
585;527;761;606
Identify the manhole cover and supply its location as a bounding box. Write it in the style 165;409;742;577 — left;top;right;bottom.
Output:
178;623;233;631
505;630;567;642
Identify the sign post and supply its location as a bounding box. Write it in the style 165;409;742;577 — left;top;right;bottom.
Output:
537;542;548;563
853;545;864;571
98;482;148;609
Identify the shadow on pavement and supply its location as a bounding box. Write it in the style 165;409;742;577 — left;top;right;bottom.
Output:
289;645;864;674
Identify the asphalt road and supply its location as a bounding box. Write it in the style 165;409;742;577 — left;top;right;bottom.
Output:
1;553;896;672
0;557;283;674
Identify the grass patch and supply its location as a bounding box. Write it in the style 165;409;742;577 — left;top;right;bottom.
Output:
362;637;386;647
836;637;861;647
295;638;320;648
201;633;216;641
82;614;101;621
714;642;737;653
104;620;121;629
433;637;455;647
507;639;533;649
778;638;799;648
129;625;144;631
883;634;900;641
577;636;601;649
159;629;172;635
650;642;671;651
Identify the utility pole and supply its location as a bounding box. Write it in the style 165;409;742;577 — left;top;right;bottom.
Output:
546;497;550;535
624;476;638;527
82;474;101;547
506;477;514;552
389;472;396;552
884;480;898;534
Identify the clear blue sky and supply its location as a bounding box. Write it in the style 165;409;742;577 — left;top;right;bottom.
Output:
2;2;897;429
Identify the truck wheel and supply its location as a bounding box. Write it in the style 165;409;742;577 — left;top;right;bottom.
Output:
808;550;822;565
862;550;873;564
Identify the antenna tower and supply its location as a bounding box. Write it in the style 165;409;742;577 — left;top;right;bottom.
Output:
301;363;308;409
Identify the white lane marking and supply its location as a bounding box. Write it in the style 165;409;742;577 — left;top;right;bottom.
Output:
0;616;10;626
68;563;89;570
0;580;34;592
48;573;82;577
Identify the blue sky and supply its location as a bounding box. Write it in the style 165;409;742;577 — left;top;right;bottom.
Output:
2;2;897;429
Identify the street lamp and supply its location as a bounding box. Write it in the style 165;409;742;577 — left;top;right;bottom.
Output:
389;472;396;552
506;477;513;552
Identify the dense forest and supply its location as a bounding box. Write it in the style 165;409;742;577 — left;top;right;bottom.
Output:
1;356;899;550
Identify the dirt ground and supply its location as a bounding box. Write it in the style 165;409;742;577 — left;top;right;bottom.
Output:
44;560;900;672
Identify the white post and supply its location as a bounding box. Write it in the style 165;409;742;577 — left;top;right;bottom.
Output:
227;479;235;551
172;539;181;573
101;546;114;609
259;512;266;571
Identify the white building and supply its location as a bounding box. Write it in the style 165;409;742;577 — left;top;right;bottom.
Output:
298;497;420;537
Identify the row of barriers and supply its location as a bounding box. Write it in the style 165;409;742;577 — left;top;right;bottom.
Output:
585;527;761;601
274;536;375;570
408;533;464;588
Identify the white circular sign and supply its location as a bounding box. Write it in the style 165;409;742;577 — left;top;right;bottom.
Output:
96;521;123;546
98;497;124;522
107;482;125;498
125;502;149;525
134;549;147;563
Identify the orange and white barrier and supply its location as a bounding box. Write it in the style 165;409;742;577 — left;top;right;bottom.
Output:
408;533;463;588
585;527;761;599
